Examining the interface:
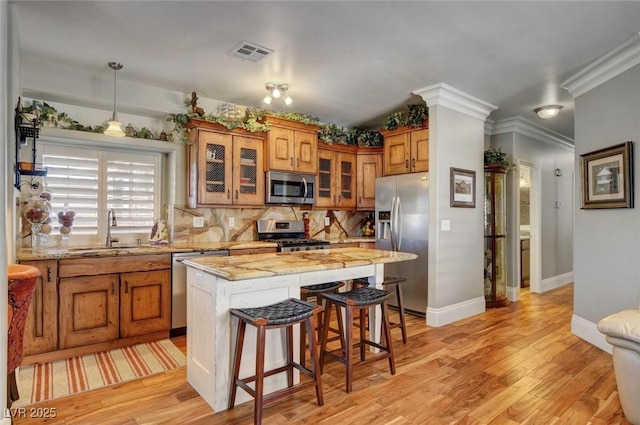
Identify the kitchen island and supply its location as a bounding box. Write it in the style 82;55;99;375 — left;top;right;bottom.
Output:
182;247;417;412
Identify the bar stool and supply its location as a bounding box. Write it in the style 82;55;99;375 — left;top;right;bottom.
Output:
229;298;324;425
300;281;345;366
7;264;40;405
319;287;395;393
354;276;408;344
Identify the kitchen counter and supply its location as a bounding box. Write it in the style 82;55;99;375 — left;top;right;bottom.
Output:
183;246;414;280
330;236;376;244
184;247;417;412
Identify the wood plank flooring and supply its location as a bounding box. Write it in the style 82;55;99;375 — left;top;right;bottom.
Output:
12;284;631;424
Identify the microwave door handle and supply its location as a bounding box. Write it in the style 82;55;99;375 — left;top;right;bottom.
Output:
302;177;308;202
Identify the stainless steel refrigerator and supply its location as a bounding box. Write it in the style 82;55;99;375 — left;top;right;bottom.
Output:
375;172;428;316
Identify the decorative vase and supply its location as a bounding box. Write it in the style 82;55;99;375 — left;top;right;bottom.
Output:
23;196;51;249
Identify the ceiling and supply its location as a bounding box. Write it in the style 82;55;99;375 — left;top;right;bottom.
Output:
11;1;640;140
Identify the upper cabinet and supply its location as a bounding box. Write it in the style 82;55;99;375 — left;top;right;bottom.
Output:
186;119;265;208
381;124;429;176
356;147;383;210
316;143;357;209
263;116;319;175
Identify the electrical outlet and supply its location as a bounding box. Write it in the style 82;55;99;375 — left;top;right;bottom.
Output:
193;216;204;228
324;217;331;226
229;217;235;227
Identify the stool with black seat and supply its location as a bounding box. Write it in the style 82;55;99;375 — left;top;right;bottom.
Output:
299;281;345;366
228;298;324;425
319;287;395;393
354;276;408;344
7;264;40;406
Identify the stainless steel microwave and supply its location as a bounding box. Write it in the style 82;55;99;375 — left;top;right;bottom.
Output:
265;171;315;205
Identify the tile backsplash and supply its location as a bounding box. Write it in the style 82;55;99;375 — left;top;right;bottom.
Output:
170;205;372;243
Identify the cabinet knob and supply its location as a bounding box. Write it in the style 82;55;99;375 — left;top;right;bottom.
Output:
412;158;415;168
405;159;409;168
227;189;231;199
47;267;53;282
290;157;294;167
235;190;239;200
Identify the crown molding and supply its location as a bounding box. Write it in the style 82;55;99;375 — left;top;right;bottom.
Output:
413;82;498;121
561;33;640;98
491;116;574;151
485;118;495;136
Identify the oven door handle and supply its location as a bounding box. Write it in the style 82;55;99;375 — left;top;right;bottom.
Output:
302;177;308;202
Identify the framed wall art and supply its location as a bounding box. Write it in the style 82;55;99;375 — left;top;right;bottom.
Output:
580;141;633;209
450;167;476;208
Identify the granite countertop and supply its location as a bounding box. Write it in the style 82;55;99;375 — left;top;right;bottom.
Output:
182;246;417;281
16;238;375;261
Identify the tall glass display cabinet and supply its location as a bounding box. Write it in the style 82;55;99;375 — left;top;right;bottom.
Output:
484;164;508;308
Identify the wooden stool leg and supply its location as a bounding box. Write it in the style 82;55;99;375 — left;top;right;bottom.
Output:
381;302;396;375
254;325;266;425
286;325;294;388
306;314;324;406
228;319;246;410
335;302;345;353
395;283;407;344
319;299;332;374
359;306;366;362
345;304;354;393
7;370;19;406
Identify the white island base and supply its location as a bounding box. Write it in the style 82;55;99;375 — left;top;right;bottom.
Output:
184;248;417;412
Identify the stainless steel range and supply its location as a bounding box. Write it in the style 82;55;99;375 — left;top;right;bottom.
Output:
256;219;331;252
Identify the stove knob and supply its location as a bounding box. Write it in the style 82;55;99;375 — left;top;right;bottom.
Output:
305;246;311;250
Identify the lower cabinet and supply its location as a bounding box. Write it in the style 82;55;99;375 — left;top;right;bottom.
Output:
21;260;58;356
22;254;171;362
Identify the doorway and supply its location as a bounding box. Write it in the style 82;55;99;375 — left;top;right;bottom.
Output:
515;161;542;297
519;167;531;289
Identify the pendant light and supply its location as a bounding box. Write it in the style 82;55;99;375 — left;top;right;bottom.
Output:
104;61;125;137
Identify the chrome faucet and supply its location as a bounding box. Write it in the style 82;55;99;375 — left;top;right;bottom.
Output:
106;208;119;247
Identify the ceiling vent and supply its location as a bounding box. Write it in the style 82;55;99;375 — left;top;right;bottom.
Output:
228;41;274;63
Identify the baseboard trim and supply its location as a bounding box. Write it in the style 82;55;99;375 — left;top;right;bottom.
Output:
541;271;573;293
426;296;486;327
571;314;611;353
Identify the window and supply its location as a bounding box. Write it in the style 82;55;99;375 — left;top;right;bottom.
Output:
38;141;161;245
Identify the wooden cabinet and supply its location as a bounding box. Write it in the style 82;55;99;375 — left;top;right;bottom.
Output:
356;148;383;210
186;119;265;208
57;255;171;350
317;143;357;209
21;260;58;356
263;116;319;174
484;165;508;308
381;125;429;176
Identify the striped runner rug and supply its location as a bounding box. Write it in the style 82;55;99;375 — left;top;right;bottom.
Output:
14;339;186;407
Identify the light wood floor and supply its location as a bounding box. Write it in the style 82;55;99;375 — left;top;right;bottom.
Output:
13;284;631;424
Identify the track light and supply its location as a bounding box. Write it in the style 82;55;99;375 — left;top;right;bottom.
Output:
263;82;293;106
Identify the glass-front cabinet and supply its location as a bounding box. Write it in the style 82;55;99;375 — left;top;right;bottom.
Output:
484;165;508;307
316;144;356;209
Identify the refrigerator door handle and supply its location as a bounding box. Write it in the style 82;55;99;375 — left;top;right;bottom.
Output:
396;196;403;251
390;196;397;251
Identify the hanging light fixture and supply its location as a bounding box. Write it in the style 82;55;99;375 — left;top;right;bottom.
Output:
104;61;125;137
263;82;293;106
534;104;563;120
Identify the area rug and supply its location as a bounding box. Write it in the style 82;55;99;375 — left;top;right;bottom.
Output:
14;339;186;407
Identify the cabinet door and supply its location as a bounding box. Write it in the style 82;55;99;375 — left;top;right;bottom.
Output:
384;133;410;175
294;130;317;174
59;274;119;349
198;130;233;205
233;136;264;206
337;152;356;209
267;126;295;171
410;129;429;172
22;260;58;356
316;149;335;208
357;153;382;210
120;270;171;338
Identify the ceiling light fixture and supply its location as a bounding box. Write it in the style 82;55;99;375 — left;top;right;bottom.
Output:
263;82;293;106
104;61;125;137
534;105;563;120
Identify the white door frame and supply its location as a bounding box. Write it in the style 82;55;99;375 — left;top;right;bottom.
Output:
516;160;542;294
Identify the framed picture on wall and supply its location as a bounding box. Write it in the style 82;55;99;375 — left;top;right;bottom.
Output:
580;141;634;209
450;167;476;208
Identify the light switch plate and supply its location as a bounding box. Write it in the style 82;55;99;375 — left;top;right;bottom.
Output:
324;217;331;226
441;219;451;232
229;217;235;227
193;216;204;228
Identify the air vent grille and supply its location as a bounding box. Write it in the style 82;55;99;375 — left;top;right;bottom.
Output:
228;41;274;62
